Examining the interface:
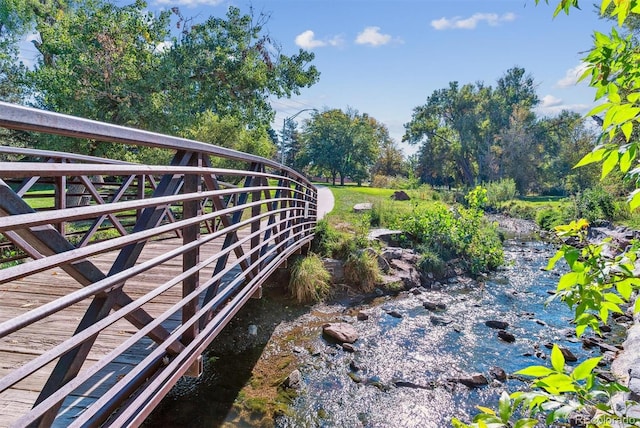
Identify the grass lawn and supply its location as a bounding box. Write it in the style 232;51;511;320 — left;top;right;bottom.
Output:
320;184;438;231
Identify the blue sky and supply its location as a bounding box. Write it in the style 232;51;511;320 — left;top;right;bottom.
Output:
21;0;614;156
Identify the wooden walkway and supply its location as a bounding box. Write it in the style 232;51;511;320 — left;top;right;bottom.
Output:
0;236;246;427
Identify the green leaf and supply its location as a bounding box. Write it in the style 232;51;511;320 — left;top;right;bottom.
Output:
622;121;633;142
537;373;576;393
600;305;610;324
603;292;626;305
550;345;565;372
574;148;606;168
515;365;554;377
601;0;613;15
635;297;640;314
498;391;511;423
620;147;634;172
546;250;564;270
557;271;580;290
601;150;619;179
514;420;539;428
628;189;640;212
617;279;635;300
571;357;601;380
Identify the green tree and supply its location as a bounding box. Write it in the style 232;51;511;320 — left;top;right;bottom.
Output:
185;110;276;170
158;6;319;132
301;108;380;186
4;1;319;159
372;133;406;177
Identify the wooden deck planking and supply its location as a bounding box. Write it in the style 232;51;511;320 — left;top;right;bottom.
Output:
0;233;256;428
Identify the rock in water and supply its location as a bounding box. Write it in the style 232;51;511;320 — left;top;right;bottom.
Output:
489;366;508;381
456;373;489;388
322;323;359;344
498;330;516;343
485;320;509;330
284;369;302;389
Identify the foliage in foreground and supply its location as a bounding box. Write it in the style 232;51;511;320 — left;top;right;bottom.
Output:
453;219;640;427
287;254;331;304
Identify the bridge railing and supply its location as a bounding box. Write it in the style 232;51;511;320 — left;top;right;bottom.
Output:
0;102;317;427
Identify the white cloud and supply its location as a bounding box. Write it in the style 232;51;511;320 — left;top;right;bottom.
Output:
295;30;328;49
541;94;563;108
556;62;590;88
431;12;516;30
537;94;591;116
154;41;173;53
295;30;344;49
153;0;224;6
355;26;392;47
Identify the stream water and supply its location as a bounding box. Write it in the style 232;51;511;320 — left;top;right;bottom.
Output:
145;236;624;427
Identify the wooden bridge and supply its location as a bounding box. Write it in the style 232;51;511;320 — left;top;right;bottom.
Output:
0;102;319;427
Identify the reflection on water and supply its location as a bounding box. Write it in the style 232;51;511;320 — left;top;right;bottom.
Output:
278;239;599;427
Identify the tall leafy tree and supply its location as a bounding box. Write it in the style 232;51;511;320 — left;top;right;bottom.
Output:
372;126;406;178
157;6;319;133
301;108;380;185
403;82;487;186
3;0;320;159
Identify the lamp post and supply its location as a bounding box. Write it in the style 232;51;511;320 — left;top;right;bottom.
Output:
281;108;317;165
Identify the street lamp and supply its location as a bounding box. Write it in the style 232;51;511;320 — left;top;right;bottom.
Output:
281;108;318;165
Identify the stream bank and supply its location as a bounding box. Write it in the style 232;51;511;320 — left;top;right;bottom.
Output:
144;219;636;427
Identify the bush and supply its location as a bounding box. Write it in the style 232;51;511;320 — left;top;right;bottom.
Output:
535;208;566;230
484;178;517;209
575;185;617;222
344;250;381;292
288;254;331;304
399;194;503;275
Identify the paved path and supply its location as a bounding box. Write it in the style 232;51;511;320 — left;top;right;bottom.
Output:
316;185;334;219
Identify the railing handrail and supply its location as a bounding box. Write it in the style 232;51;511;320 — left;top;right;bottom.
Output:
0;101;318;427
0;101;310;184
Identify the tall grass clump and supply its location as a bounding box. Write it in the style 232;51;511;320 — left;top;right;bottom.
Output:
311;218;355;259
344;250;381;292
288;254;331;304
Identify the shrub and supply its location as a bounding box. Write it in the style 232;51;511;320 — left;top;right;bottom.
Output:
535;208;566;230
484;178;517;209
344;250;381;292
399;192;503;275
288;254;331;304
575;185;617;222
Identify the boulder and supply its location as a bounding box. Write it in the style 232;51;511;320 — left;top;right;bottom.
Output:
322;323;359;344
456;373;489;388
284;369;302;389
430;315;454;326
322;258;344;283
489;366;508;381
498;330;516;343
423;301;446;311
353;203;373;213
485;320;509;330
390;190;411;201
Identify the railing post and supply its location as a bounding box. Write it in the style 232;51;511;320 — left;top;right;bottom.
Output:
182;153;202;377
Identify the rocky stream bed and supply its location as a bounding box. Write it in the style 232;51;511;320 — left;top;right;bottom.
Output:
144;218;639;427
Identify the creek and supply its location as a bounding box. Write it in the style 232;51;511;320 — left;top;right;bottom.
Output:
144;235;625;427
